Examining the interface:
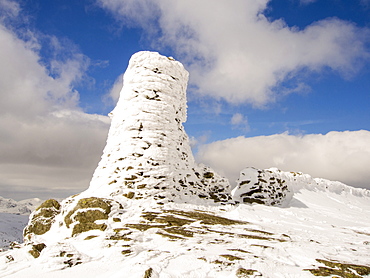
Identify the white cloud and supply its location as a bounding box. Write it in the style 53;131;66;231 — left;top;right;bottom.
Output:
0;8;110;200
196;130;370;189
97;0;370;106
231;113;250;132
0;0;20;18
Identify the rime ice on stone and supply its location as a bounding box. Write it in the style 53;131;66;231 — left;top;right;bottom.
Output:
87;51;231;204
232;168;293;207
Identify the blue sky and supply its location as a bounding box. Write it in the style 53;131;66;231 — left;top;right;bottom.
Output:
25;0;370;138
0;0;370;200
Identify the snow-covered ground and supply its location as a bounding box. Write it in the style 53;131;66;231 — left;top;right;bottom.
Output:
1;182;369;277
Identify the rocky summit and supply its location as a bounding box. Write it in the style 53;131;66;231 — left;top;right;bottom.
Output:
1;52;370;278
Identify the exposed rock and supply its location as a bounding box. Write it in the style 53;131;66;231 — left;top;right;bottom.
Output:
28;243;46;258
23;199;61;241
232;168;294;206
64;197;117;236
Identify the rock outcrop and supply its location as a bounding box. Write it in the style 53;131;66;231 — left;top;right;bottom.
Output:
232;168;295;206
232;167;370;206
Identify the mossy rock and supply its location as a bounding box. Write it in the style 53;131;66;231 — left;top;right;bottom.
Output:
220;254;243;261
305;259;370;278
236;268;258;277
143;268;153;278
28;243;46;258
165;210;248;226
73;223;107;235
203;172;214;179
64;197;114;236
74;210;109;224
123;192;135;199
24;199;61;238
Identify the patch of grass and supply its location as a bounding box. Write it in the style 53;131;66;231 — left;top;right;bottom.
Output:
164;210;248;226
250;244;272;249
211;259;234;266
163;226;194;237
305;259;370;277
156;231;184;240
108;234;132;241
236;268;258;277
147;213;194;226
121;249;132;255
143;268;153;278
84;235;98;240
220;254;243;261
123;192;135;199
228;248;250;253
238;233;275;241
245;228;274;236
126;223;167;231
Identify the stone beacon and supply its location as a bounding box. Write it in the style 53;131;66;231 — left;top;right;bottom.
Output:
23;51;232;247
86;51;231;203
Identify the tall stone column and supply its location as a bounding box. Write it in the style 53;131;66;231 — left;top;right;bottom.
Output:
87;51;231;204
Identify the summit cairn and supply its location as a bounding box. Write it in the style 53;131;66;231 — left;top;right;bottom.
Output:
23;51;232;246
87;51;231;204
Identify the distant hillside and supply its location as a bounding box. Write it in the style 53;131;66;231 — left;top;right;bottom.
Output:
0;196;43;250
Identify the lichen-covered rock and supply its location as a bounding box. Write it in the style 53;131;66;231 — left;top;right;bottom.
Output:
232;168;293;206
28;243;46;258
23;199;61;241
64;197;115;236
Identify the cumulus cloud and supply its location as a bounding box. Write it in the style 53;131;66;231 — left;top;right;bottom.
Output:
0;3;110;200
97;0;370;106
196;130;370;189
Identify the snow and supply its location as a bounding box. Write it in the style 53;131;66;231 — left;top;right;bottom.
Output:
1;187;369;277
0;51;369;277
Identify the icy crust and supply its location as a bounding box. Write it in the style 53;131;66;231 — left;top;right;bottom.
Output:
232;167;370;207
86;51;231;204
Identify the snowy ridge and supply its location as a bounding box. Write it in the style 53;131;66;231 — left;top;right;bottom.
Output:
0;197;43;215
